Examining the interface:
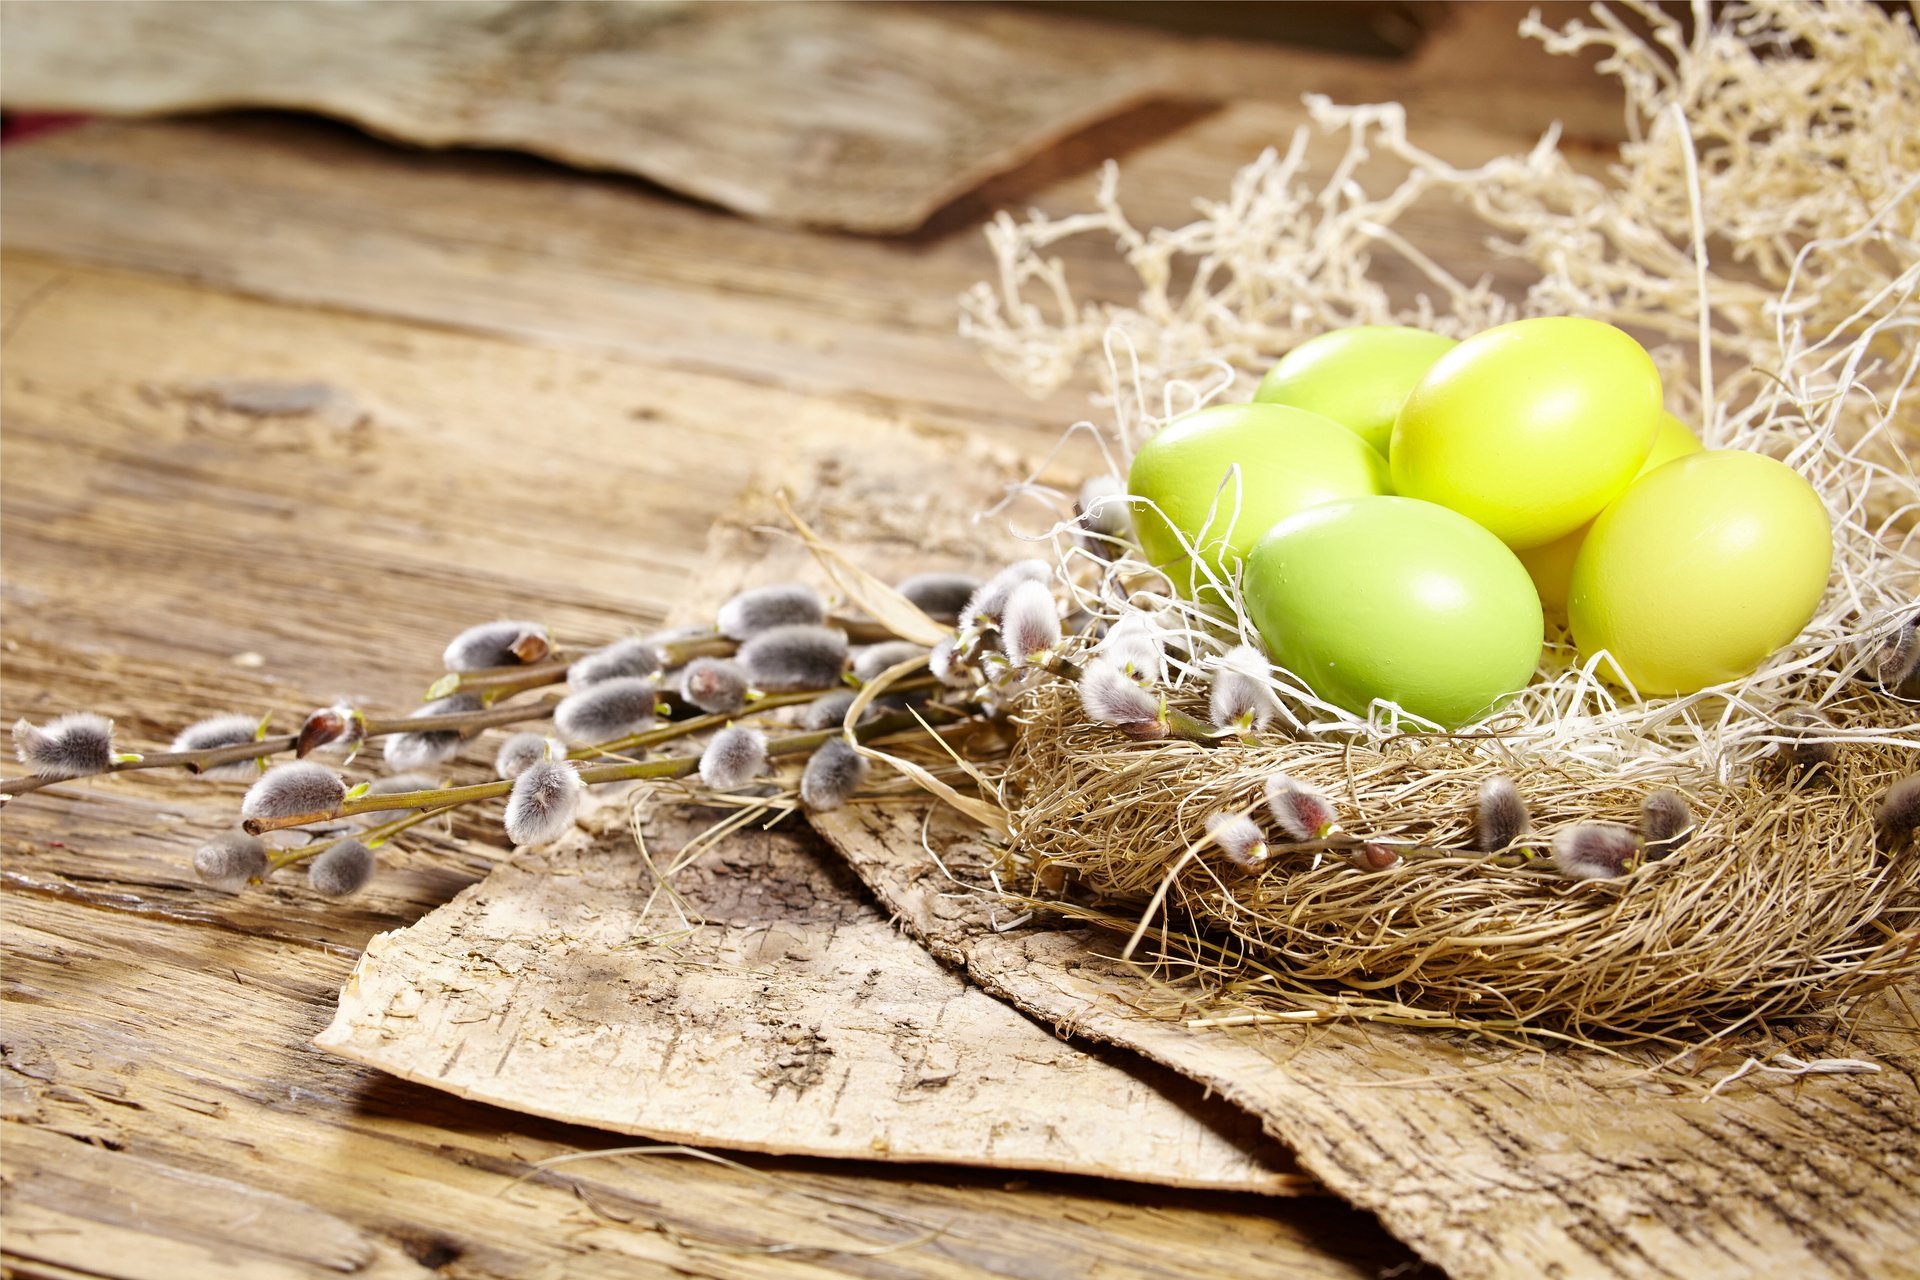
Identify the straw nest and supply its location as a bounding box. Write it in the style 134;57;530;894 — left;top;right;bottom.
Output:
1001;678;1920;1038
950;2;1920;1039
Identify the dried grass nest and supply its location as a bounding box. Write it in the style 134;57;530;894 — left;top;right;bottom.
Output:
948;1;1920;1041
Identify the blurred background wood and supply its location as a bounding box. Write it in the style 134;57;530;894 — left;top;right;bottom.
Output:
3;3;1675;1276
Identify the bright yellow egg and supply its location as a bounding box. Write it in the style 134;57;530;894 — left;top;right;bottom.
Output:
1568;450;1832;696
1391;317;1663;550
1516;412;1704;614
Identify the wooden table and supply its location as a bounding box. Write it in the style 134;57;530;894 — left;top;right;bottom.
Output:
1;8;1626;1276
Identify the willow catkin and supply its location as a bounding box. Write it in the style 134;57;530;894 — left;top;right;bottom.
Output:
503;761;583;846
170;714;262;780
242;761;345;821
309;840;376;897
717;584;825;641
193;831;268;892
443;620;549;671
699;725;769;791
568;637;660;688
12;713;116;779
554;678;655;745
895;572;980;624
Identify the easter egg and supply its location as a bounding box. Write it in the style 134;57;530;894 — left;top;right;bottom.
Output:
1244;496;1545;728
1253;325;1458;457
1516;411;1704;614
1390;317;1663;549
1128;402;1390;593
1568;450;1832;696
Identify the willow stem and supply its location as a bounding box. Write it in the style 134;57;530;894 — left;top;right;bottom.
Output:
242;706;966;836
0;697;564;803
263;803;459;874
564;678;935;762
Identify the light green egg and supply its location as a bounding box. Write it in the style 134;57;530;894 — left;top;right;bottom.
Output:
1244;496;1544;728
1254;325;1457;457
1128;402;1389;595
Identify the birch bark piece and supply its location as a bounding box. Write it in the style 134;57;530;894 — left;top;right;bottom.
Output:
0;0;1170;234
697;415;1920;1280
317;798;1308;1195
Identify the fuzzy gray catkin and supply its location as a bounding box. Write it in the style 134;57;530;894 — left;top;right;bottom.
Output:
1875;617;1920;688
442;620;550;672
1208;645;1280;732
1266;774;1339;842
383;694;481;772
193;831;269;892
999;581;1062;667
894;572;981;624
553;677;656;745
567;637;660;688
1640;790;1693;858
494;732;557;778
1076;475;1133;544
1204;811;1268;870
1098;613;1166;683
680;658;751;715
170;714;263;780
801;688;862;731
852;641;928;685
959;560;1050;631
699;725;769;791
503;760;584;845
309;840;376;897
740;625;849;691
242;761;346;821
717;584;826;641
13;713;117;779
1551;823;1640;880
1476;776;1532;853
1876;775;1920;847
800;738;869;811
1078;658;1161;728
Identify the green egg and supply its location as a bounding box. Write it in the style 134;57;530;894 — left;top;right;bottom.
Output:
1128;402;1390;595
1244;496;1544;728
1254;325;1457;457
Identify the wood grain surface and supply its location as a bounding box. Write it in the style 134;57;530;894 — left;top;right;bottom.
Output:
0;6;1761;1276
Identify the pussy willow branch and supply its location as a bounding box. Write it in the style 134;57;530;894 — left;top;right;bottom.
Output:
567;675;938;762
428;617;902;699
0;696;567;802
264;803;460;874
243;704;969;836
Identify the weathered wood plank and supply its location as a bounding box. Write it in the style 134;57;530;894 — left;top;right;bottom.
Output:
5;890;1415;1280
0;92;1568;437
0;258;1418;1277
0;1;1171;235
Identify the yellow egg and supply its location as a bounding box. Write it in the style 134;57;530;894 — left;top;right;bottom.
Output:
1516;412;1704;614
1569;450;1832;696
1391;317;1663;549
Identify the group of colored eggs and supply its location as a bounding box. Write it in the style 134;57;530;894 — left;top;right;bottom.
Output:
1127;318;1834;728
